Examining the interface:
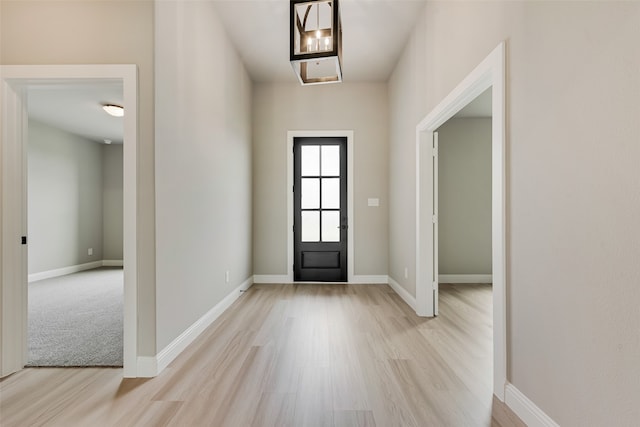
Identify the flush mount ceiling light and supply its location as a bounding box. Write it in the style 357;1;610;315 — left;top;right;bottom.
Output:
290;0;342;85
102;104;124;117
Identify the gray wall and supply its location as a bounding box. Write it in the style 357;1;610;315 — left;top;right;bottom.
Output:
28;119;104;274
252;83;389;277
437;118;491;275
28;120;125;274
155;1;253;351
1;0;157;355
388;1;640;425
102;144;123;260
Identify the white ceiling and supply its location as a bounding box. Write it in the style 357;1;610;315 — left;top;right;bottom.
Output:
212;0;428;83
26;1;491;143
28;81;124;144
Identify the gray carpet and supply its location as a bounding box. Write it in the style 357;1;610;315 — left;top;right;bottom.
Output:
27;267;123;367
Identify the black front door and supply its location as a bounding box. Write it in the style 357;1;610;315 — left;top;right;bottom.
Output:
294;137;347;282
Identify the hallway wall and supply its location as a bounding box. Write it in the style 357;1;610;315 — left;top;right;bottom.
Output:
155;0;253;351
388;1;640;425
252;82;389;277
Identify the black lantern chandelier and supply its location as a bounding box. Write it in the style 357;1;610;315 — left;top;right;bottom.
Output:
290;0;343;85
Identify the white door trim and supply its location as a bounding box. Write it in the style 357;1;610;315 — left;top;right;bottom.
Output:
287;131;354;283
415;42;507;400
0;64;139;377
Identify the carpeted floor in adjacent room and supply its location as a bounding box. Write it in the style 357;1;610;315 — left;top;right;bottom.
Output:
27;267;123;367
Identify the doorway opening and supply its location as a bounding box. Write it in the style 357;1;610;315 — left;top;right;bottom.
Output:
436;88;493;293
415;42;507;400
26;81;125;367
0;65;138;378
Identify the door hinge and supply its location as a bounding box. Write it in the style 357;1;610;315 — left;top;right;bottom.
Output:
21;236;27;245
432;146;438;157
432;215;437;223
433;281;438;290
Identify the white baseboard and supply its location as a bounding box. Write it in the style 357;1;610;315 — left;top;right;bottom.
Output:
438;274;492;284
28;259;125;282
28;261;103;282
254;274;389;285
151;276;254;376
253;274;291;284
350;275;388;284
505;383;559;427
387;276;418;312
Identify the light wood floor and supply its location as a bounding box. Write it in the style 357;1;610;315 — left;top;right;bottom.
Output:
0;283;524;427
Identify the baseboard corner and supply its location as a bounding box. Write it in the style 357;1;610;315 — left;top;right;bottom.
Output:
387;276;418;312
504;383;559;427
350;275;388;284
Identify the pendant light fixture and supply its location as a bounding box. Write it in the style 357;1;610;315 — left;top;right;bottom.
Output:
290;0;342;85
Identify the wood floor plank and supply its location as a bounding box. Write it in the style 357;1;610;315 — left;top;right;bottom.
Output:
250;392;297;427
293;366;334;427
333;410;377;427
0;283;525;427
357;357;422;427
111;400;183;427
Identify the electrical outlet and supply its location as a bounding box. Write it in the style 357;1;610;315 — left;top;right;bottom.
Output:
404;267;408;279
225;271;230;283
88;248;93;256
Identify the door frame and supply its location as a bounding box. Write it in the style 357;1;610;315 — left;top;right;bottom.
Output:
415;42;507;400
0;64;139;377
287;130;354;282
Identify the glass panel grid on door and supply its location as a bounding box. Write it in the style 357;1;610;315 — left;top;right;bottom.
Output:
300;145;341;243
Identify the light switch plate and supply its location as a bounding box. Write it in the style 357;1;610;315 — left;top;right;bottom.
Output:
367;198;379;207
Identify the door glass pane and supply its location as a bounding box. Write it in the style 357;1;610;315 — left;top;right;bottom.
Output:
301;145;320;176
321;145;340;176
322;178;340;209
321;211;340;242
301;178;319;209
301;211;320;242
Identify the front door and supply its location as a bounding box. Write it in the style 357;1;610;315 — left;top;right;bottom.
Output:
293;137;347;282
